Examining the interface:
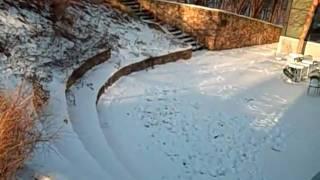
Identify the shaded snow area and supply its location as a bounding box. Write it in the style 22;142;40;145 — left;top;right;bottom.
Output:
95;46;320;180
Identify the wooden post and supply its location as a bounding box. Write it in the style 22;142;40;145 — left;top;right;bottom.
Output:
296;0;319;54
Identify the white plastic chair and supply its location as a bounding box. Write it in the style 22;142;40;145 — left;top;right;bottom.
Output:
307;70;320;96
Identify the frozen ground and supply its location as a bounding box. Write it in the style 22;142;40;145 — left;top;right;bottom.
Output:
95;46;320;180
0;0;187;85
4;2;319;180
6;1;189;179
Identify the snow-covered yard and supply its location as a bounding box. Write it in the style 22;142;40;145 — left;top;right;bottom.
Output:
6;1;320;180
95;45;320;180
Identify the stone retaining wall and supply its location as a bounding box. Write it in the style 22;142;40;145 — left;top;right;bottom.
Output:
66;49;111;89
96;49;191;103
138;0;282;50
31;49;111;112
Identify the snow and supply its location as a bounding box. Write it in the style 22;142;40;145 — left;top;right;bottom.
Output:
2;1;189;179
3;1;320;180
94;45;320;180
25;43;320;180
0;0;188;85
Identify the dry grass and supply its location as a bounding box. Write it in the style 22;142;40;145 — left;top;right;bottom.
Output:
0;85;43;180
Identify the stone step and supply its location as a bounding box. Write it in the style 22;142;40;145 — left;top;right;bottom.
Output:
136;11;152;16
190;41;197;45
126;3;140;7
120;0;204;51
139;13;153;17
121;0;136;2
132;9;141;13
130;5;140;9
172;31;183;36
176;34;190;39
184;38;196;43
121;0;138;3
134;9;148;12
168;28;181;33
180;36;194;42
158;21;166;26
190;42;200;46
153;19;165;25
192;45;204;51
141;16;154;20
188;43;204;51
140;9;150;13
167;27;179;32
154;19;163;23
123;1;139;6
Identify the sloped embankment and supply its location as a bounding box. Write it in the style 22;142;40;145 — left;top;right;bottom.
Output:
0;0;192;179
65;49;191;179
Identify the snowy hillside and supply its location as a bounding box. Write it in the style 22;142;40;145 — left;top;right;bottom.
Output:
0;0;188;86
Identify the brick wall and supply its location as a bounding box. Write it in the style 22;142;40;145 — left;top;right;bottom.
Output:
138;0;282;50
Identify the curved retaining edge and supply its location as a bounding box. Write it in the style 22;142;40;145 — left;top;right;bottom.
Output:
96;49;192;103
32;48;111;111
30;47;192;179
29;48;112;179
65;47;192;180
66;49;111;89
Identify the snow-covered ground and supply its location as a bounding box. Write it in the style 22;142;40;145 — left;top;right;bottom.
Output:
0;0;187;85
95;45;320;180
5;1;189;179
5;2;319;179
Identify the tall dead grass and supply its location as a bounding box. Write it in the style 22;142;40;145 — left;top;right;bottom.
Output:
0;85;43;179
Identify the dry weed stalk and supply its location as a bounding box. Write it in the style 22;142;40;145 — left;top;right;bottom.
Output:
0;84;44;179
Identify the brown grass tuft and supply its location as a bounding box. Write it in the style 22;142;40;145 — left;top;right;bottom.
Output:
0;85;42;179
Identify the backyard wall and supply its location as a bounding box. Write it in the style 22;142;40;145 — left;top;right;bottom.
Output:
282;0;313;39
138;0;282;50
277;0;320;59
277;36;320;59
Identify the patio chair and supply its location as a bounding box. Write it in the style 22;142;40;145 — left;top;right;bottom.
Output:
283;65;301;82
283;55;318;82
307;69;320;96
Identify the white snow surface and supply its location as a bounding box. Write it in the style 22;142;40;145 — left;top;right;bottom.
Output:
5;3;319;179
3;1;189;179
27;44;320;180
0;0;187;85
95;46;320;180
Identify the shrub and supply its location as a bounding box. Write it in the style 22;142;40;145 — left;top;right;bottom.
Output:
0;85;43;179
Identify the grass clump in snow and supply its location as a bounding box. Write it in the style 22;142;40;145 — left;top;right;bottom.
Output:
0;84;46;179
